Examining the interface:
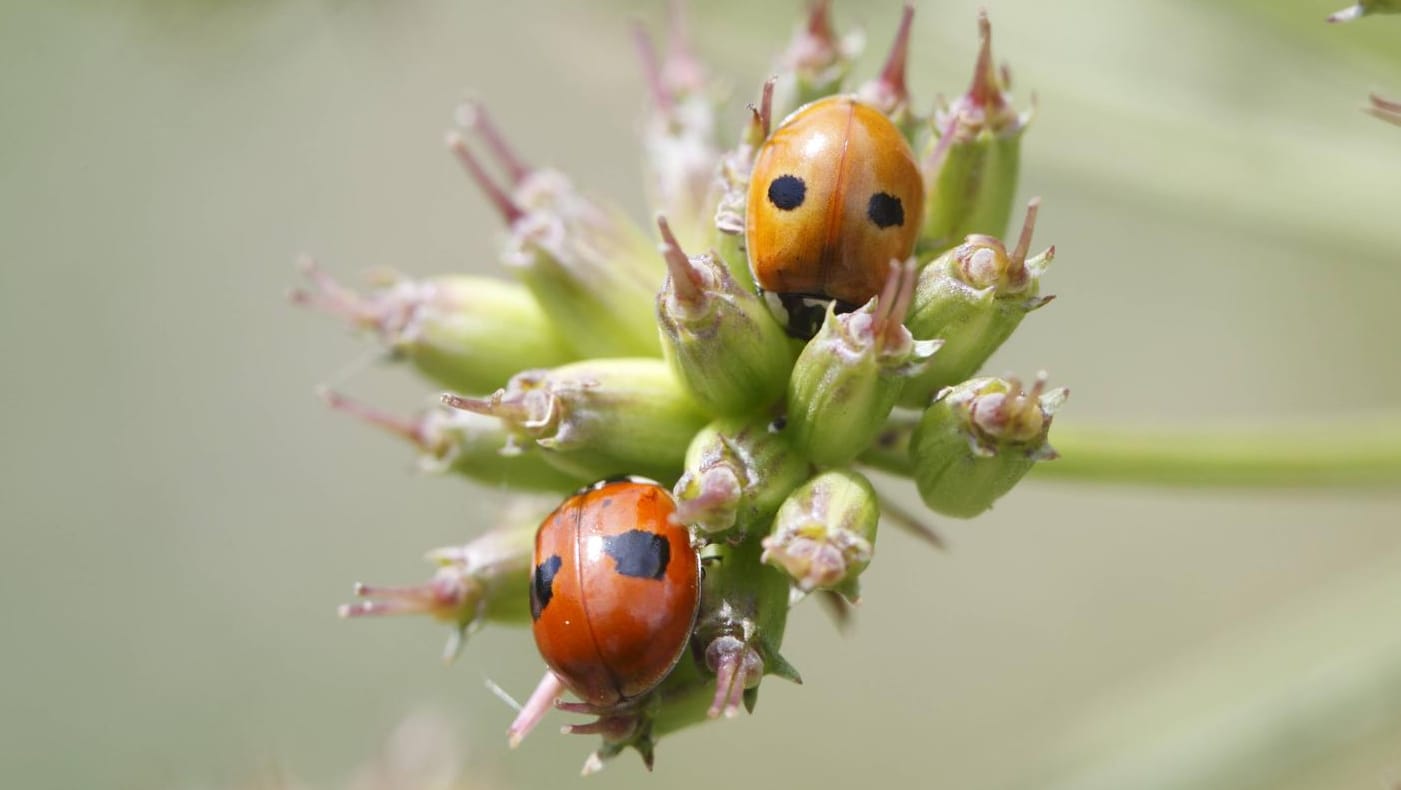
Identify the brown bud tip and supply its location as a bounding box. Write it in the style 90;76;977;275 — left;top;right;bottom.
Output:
318;387;430;451
872;258;918;350
445;130;524;225
873;5;915;106
288;256;378;328
785;0;840;72
746;77;777;144
455;100;530;185
967;9;1007;113
633;24;672;115
806;0;835;44
656;214;704;304
338;575;470;620
705;636;764;719
1367;93;1401;127
1009;197;1041;269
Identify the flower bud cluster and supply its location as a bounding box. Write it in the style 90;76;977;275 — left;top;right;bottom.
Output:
298;1;1069;774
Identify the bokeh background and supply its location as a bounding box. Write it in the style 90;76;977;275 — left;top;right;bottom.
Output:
3;1;1400;788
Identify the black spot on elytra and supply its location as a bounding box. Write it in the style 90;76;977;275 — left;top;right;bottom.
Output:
602;530;670;580
867;192;904;229
767;174;806;211
530;554;562;620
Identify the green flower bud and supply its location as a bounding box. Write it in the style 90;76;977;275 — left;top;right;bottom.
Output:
447;104;662;358
338;504;541;661
771;0;862;118
290;261;572;395
319;389;587;492
787;262;941;467
761;469;879;600
855;5;920;140
444;358;707;484
1328;0;1401;22
634;10;724;255
920;11;1032;254
655;216;795;417
911;373;1068;518
672;414;811;537
691;537;800;716
900;199;1054;407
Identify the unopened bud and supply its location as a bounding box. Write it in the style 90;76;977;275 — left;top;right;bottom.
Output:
290;262;572;394
444;358;707;484
771;0;863;117
856;5;919;137
655;216;794;416
761;469;878;599
693;537;801;712
447;104;662;358
339;510;539;661
920;11;1032;253
901;199;1053;406
911;373;1067;518
319;389;586;492
786;261;940;467
672;415;811;536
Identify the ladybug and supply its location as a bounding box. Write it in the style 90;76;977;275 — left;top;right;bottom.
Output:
529;478;701;709
745;95;924;338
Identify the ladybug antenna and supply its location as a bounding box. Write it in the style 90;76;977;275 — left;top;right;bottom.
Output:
445;130;525;225
506;671;566;749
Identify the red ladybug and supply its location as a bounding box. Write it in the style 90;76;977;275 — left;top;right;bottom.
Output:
529;478;701;708
745;95;924;337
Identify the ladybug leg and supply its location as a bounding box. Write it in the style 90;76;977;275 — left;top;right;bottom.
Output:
506;670;566;748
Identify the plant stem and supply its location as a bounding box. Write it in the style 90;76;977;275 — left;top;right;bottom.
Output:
1036;415;1401;487
862;413;1401;488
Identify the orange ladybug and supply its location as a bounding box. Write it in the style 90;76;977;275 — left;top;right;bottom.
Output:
745;95;924;337
529;478;701;709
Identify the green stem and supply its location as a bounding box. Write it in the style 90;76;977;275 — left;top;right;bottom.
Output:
861;413;1401;488
1036;416;1401;487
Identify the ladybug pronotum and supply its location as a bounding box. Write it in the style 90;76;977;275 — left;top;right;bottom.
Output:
529;478;701;709
745;95;924;338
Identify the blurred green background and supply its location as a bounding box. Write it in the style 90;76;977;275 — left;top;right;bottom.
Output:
3;1;1400;788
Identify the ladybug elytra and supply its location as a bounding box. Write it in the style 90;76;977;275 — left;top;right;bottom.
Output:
529;478;701;709
745;95;924;337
